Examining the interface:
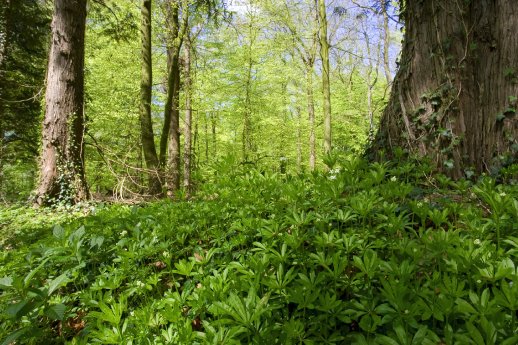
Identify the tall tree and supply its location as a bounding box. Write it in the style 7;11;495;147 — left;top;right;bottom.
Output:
139;0;161;194
318;0;332;155
161;0;188;197
183;31;193;196
35;0;88;205
274;0;319;170
380;0;392;85
370;0;518;178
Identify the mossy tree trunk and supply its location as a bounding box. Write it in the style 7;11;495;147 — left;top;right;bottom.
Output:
35;0;88;205
370;0;518;177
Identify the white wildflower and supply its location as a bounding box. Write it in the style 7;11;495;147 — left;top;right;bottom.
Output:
390;176;397;182
474;239;481;245
120;230;128;237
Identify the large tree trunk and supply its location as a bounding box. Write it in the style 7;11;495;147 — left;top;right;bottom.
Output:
35;0;88;205
318;0;332;155
183;33;192;197
139;0;161;195
370;0;518;178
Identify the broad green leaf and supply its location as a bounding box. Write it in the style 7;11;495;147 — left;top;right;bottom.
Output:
47;273;70;296
44;303;67;321
53;224;65;240
0;276;13;289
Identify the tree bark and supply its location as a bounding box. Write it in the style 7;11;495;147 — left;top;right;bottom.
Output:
161;0;188;197
307;65;316;171
183;33;192;197
370;0;518;178
380;0;392;85
139;0;161;195
318;0;332;155
35;0;88;205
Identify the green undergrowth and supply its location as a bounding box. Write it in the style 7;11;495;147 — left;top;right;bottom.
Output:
1;158;518;344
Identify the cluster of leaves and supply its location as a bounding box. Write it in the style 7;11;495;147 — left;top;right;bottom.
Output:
1;158;518;344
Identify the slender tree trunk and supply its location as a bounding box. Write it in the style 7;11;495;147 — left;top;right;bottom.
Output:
0;1;9;195
139;0;161;194
165;52;181;196
161;0;187;197
318;0;332;155
296;106;302;171
204;112;209;163
243;55;253;162
211;111;217;158
35;0;88;205
0;0;8;70
380;0;392;85
183;33;192;197
363;28;380;137
370;0;518;178
306;64;316;170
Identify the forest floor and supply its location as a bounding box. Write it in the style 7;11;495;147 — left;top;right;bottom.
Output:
1;158;518;344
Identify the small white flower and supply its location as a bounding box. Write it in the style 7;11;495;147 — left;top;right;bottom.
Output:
162;251;171;258
390;176;397;182
499;192;506;197
136;280;145;288
416;202;423;208
476;279;482;284
329;175;337;180
474;239;481;245
130;311;135;317
404;309;409;314
120;230;128;237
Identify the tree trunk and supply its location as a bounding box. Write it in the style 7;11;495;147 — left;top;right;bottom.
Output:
165;51;181;196
35;0;88;205
160;0;187;197
0;1;9;195
0;0;8;70
183;33;192;197
318;0;332;155
296;106;302;171
243;51;254;162
306;65;316;171
380;0;392;85
370;0;518;178
139;0;161;195
211;111;217;158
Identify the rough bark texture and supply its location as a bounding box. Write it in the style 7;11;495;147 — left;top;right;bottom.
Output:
370;0;518;177
139;0;161;194
35;0;88;205
318;0;332;155
183;34;192;197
